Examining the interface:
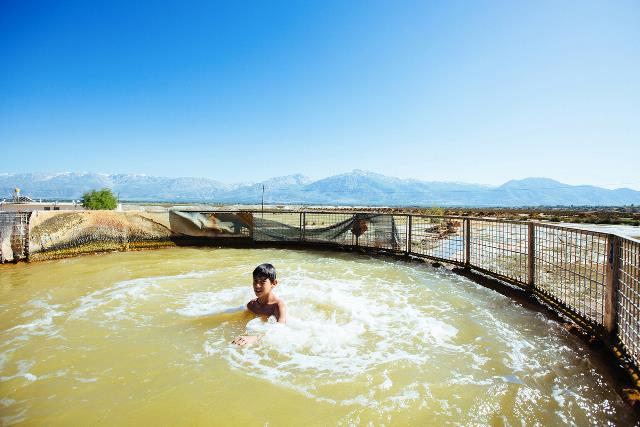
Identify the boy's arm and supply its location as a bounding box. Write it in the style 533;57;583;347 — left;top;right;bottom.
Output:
233;301;259;346
277;301;287;324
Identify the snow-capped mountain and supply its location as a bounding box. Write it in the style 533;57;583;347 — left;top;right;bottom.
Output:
1;171;639;206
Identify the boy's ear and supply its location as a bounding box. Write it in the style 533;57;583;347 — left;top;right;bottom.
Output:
272;279;278;287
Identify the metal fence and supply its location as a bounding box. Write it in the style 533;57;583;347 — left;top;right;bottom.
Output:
533;224;608;325
469;219;529;284
619;238;640;372
410;216;465;263
0;212;30;263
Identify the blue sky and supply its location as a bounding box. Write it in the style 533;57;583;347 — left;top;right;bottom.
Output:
1;0;639;188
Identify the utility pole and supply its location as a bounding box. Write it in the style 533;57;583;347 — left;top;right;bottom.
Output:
261;185;264;218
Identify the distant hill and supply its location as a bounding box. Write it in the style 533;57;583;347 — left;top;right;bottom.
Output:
1;171;639;207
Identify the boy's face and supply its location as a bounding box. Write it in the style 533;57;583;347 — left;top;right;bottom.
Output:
253;276;277;298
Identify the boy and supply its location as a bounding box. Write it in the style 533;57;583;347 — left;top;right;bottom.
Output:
232;263;287;346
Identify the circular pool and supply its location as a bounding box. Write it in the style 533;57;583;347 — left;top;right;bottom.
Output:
0;248;634;425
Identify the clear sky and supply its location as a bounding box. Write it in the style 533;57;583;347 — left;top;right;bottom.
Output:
1;0;639;188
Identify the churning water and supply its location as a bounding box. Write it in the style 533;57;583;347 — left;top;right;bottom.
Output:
0;248;635;425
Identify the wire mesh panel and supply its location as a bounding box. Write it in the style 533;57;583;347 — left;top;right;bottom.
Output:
253;212;302;242
0;212;30;262
410;216;464;263
618;238;640;370
469;219;529;283
534;224;607;325
354;214;405;252
169;211;252;238
303;212;356;246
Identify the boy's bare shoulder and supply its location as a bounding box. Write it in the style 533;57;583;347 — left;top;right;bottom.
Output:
269;295;286;310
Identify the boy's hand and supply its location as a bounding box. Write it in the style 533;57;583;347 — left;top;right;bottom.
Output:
232;335;259;346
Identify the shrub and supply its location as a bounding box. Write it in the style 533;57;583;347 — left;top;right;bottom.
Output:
82;188;118;210
420;204;445;216
594;214;613;224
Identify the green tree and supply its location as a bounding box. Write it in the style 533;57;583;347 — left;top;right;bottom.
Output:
82;188;118;210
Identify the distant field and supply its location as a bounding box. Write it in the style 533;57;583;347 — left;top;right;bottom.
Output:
122;203;640;226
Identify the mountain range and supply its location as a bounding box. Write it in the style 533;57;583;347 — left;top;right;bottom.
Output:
1;171;639;207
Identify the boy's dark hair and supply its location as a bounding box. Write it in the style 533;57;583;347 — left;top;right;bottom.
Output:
253;263;276;281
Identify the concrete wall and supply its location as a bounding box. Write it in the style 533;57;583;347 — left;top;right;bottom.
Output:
27;210;252;261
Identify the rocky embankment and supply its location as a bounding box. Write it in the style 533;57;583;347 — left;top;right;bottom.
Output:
29;211;174;260
27;210;253;261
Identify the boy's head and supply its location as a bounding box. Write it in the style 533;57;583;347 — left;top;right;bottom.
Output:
252;263;278;298
253;263;276;282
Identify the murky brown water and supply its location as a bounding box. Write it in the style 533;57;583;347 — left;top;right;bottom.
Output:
0;248;635;425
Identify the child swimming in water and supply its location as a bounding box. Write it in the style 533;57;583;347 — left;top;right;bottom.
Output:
232;263;287;346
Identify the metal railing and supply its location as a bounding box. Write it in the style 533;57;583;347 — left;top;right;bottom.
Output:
618;238;640;372
0;212;30;263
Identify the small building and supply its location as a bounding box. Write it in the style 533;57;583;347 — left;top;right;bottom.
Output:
0;188;84;212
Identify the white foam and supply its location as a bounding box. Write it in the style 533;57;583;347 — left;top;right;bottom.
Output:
0;360;36;383
69;270;221;322
199;271;463;409
23;373;37;382
379;370;392;390
0;398;15;408
7;300;65;336
0;408;27;426
175;287;248;317
552;385;566;406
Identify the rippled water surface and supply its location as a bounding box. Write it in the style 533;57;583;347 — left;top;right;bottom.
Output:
0;248;635;425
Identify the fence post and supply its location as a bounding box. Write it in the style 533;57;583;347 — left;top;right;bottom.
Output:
464;218;471;268
301;212;306;242
0;214;4;263
528;222;535;287
299;212;303;242
604;234;620;336
23;213;29;260
407;215;412;255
